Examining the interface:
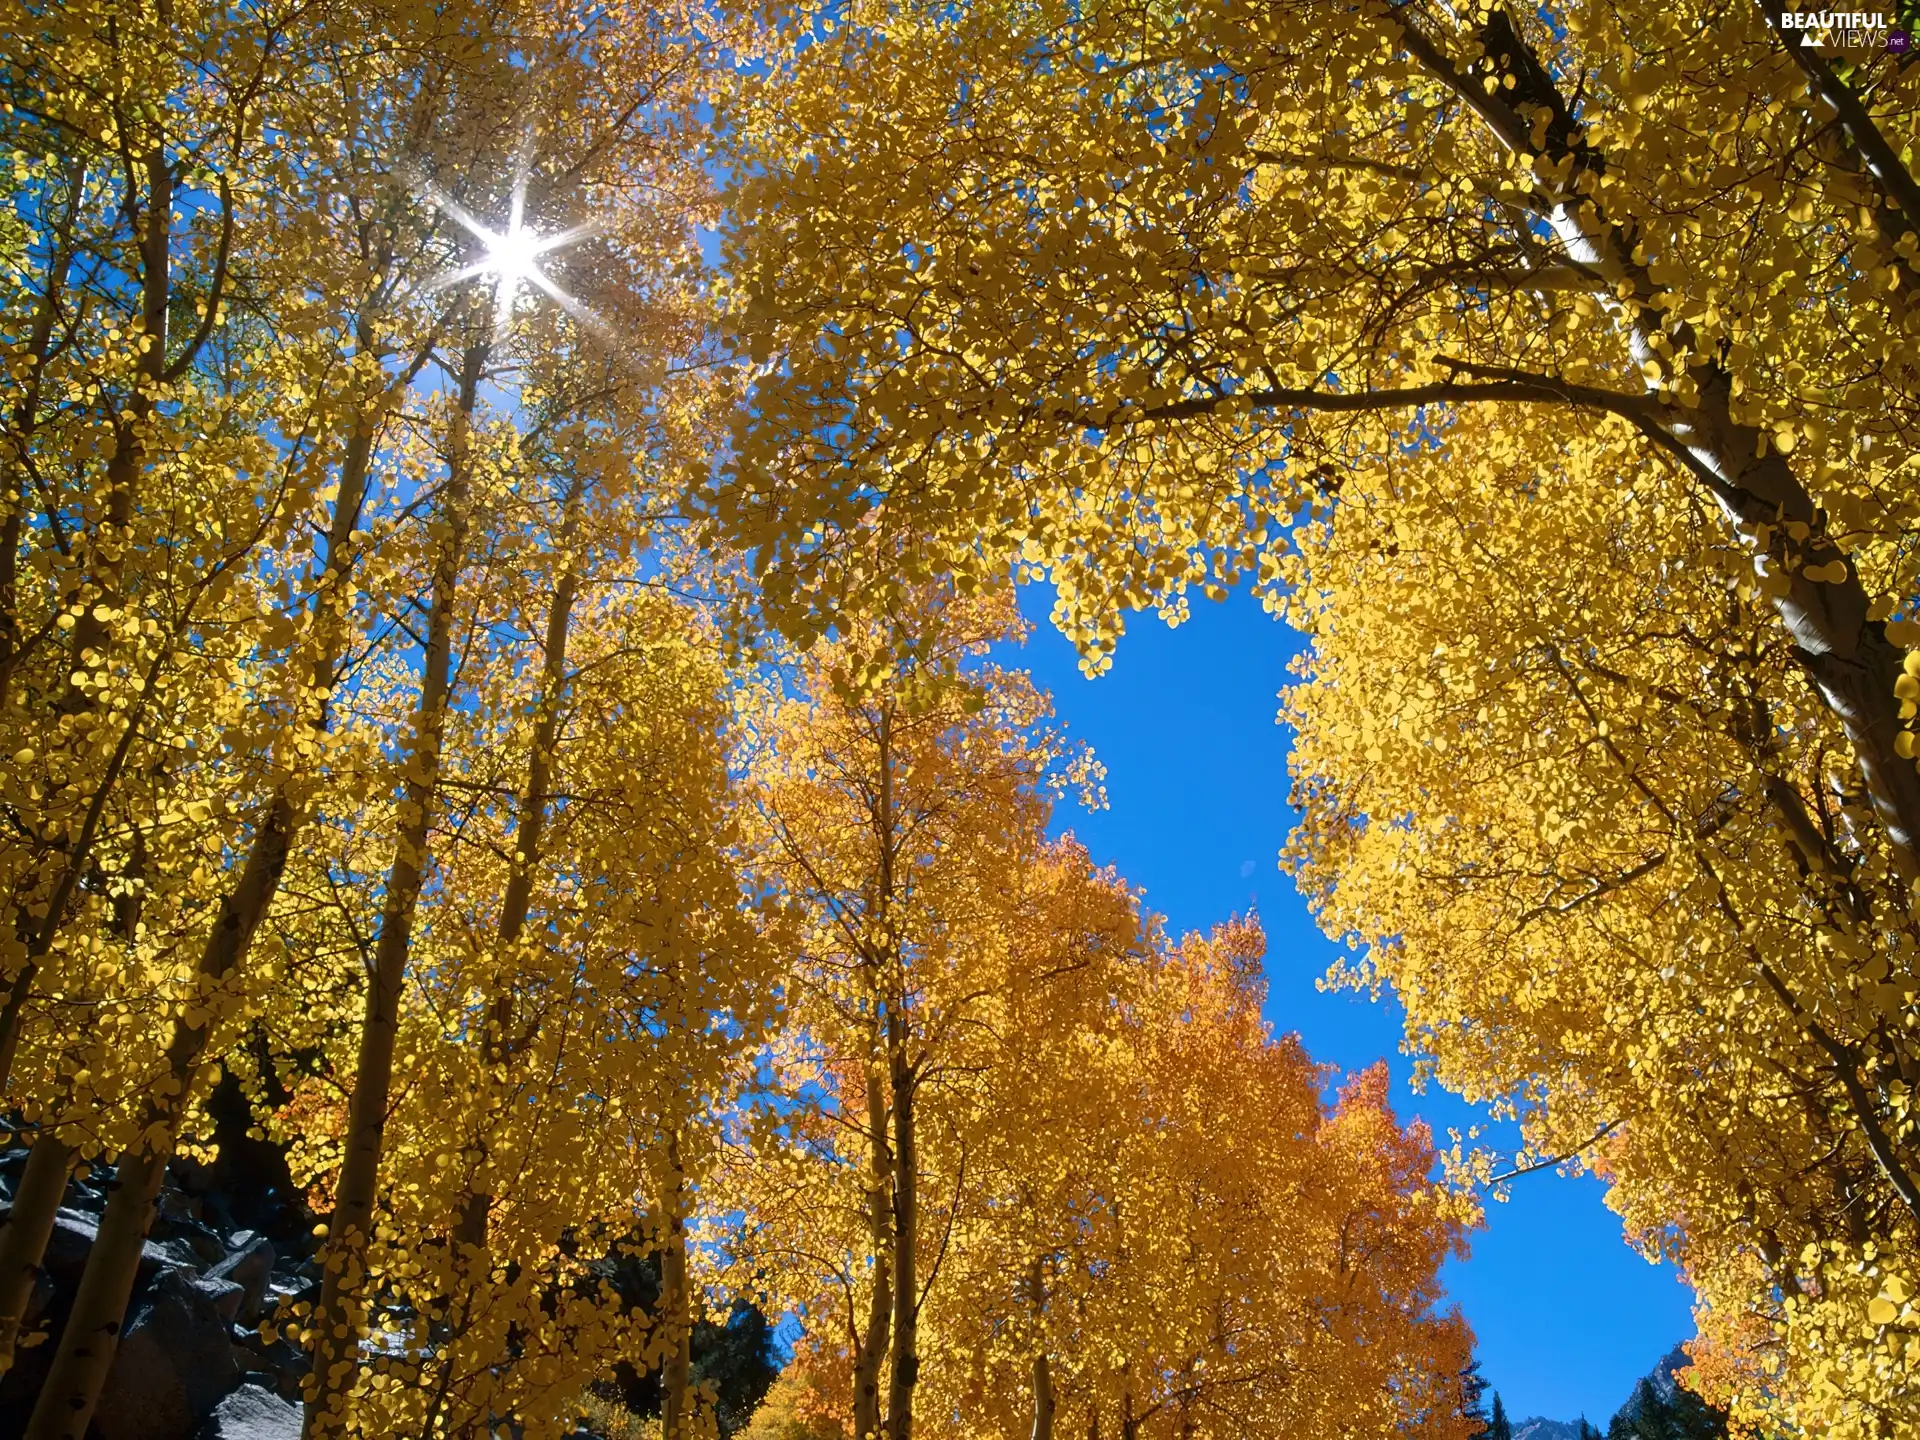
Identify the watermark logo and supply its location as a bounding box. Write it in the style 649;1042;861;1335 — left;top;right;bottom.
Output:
1767;8;1906;48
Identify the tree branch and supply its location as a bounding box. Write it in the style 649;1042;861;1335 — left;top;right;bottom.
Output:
1490;1119;1624;1182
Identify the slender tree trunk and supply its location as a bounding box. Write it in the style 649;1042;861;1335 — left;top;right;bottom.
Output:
21;1146;169;1440
868;700;922;1440
1027;1258;1054;1440
851;1064;893;1440
302;339;485;1438
0;649;160;1096
0;154;84;706
0;978;34;1102
0;1133;73;1373
886;1004;918;1440
660;1132;693;1440
61;144;170;699
439;482;582;1439
0;777;131;1386
449;472;585;1258
22;793;297;1438
0;147;172;1088
1030;1351;1055;1440
0;971;34;1100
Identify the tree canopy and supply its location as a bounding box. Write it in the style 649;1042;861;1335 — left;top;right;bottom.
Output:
4;0;1915;1433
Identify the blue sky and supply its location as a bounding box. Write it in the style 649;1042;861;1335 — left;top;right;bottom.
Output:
1003;585;1695;1426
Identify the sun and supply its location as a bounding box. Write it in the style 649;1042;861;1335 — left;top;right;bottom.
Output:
423;168;597;339
485;220;546;294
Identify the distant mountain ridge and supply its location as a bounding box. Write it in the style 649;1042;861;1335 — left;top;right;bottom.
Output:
1510;1345;1692;1440
1512;1421;1585;1440
1617;1346;1689;1414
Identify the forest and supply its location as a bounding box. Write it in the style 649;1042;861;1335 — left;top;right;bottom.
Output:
0;0;1916;1436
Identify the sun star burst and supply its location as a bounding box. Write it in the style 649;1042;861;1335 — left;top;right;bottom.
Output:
422;164;598;339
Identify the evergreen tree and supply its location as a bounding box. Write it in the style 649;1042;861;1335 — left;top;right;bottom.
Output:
694;1303;784;1436
1460;1361;1492;1439
1489;1394;1513;1440
582;1249;781;1436
1607;1376;1731;1440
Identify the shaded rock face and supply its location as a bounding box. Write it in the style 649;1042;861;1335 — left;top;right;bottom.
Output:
205;1238;275;1328
193;1384;302;1440
38;1211;175;1295
0;1143;319;1440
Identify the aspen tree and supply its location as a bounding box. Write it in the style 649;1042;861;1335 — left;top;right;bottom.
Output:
257;10;751;1419
733;808;1478;1440
905;918;1476;1440
1278;401;1920;1433
4;0;733;1421
275;563;774;1436
0;0;250;1091
730;593;1087;1440
3;134;449;1406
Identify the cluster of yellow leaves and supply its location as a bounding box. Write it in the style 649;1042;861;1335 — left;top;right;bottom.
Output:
1279;401;1920;1433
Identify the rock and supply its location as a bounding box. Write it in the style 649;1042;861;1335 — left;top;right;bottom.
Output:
255;1338;310;1403
41;1208;105;1289
0;1139;320;1439
152;1197;229;1266
92;1268;242;1440
40;1208;190;1294
1512;1423;1584;1440
193;1384;302;1440
191;1274;246;1322
163;1219;229;1266
231;1332;274;1374
197;1187;238;1233
207;1235;275;1323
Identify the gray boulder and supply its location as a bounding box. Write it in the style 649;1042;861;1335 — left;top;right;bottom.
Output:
40;1208;105;1289
191;1274;246;1322
92;1268;242;1440
40;1208;185;1292
193;1384;302;1440
206;1235;275;1323
176;1224;230;1267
